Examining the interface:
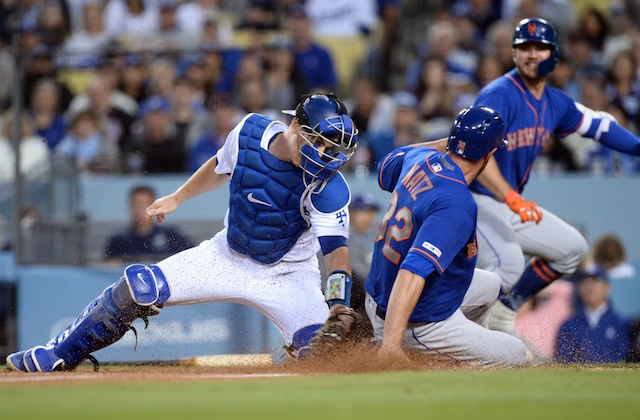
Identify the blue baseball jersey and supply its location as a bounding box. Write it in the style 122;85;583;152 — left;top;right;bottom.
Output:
470;68;584;195
365;146;479;323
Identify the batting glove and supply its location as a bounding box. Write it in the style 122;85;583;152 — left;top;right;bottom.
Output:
504;190;542;224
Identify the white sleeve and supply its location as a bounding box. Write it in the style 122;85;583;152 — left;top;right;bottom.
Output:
214;115;249;175
306;195;350;239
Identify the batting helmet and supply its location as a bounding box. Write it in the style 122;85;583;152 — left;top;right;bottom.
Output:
446;106;507;161
512;17;560;76
283;93;358;189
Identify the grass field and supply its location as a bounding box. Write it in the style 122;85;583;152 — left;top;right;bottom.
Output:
1;364;639;419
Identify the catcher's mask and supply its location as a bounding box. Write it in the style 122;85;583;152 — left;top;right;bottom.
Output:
283;93;358;191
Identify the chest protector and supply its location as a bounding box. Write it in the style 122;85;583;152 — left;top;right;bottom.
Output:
227;114;309;264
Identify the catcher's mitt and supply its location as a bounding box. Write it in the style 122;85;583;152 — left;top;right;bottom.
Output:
309;305;370;357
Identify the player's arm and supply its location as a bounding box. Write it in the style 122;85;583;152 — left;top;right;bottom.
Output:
574;102;640;156
475;157;542;224
378;269;425;363
146;119;244;224
146;155;230;224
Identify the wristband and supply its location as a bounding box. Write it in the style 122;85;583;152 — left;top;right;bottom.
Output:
324;270;352;307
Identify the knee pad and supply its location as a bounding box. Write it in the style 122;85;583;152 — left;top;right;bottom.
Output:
52;264;170;369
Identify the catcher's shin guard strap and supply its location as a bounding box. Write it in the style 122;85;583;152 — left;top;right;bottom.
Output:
324;270;352;307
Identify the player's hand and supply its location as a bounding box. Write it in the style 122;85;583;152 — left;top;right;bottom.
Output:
504;190;542;224
377;342;411;369
146;194;180;224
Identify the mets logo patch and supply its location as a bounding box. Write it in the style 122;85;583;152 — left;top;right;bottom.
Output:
467;239;478;259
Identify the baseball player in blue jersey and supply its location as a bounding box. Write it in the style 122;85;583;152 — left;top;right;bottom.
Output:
365;106;527;367
466;18;640;336
7;93;360;372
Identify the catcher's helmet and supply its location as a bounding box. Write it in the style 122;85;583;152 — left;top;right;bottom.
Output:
446;106;507;161
284;93;358;189
512;17;559;76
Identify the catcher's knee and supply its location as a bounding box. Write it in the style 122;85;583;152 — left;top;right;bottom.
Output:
53;264;171;369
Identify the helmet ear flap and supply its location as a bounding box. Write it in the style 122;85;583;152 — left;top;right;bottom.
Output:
295;94;313;126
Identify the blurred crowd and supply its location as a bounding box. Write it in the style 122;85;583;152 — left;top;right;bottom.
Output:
1;0;640;180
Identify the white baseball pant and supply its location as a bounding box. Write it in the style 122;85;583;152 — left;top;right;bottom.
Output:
473;193;588;292
157;229;329;346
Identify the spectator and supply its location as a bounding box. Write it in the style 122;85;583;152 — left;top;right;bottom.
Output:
592;233;637;281
146;58;177;101
304;0;379;96
103;0;159;44
605;50;640;133
579;7;610;69
288;4;338;94
54;110;105;173
450;0;502;37
345;76;395;143
150;0;195;52
367;91;421;170
67;73;136;172
474;54;503;90
171;77;208;151
483;20;515;74
547;56;581;102
177;54;208;108
347;192;379;318
366;0;401;90
60;0;111;69
413;56;454;122
117;53;149;106
188;99;239;173
0;109;50;183
24;45;73;113
104;185;194;264
129;95;187;173
555;265;633;364
235;79;279;120
175;0;233;43
29;77;68;150
37;0;71;48
0;38;15;112
264;44;308;112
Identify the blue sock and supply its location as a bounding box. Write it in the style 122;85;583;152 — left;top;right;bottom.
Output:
500;257;561;310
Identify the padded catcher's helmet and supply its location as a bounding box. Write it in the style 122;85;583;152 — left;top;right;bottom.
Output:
446;106;507;161
284;93;358;189
512;17;560;76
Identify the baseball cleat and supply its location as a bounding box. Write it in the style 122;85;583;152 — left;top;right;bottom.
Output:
6;346;63;373
6;350;28;372
488;299;517;336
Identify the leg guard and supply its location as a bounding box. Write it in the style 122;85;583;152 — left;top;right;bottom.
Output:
7;264;170;372
285;324;322;360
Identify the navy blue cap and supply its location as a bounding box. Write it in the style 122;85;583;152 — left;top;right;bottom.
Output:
577;264;609;283
351;193;380;211
139;96;171;117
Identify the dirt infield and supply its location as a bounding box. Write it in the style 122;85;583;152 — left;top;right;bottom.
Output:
0;342;469;385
